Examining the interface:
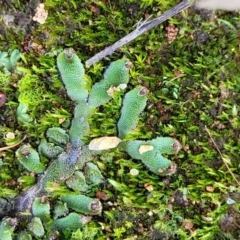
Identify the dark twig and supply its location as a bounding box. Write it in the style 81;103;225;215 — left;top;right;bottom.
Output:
86;0;191;67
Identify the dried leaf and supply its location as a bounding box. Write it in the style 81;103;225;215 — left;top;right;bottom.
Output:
33;3;48;24
138;144;154;154
88;136;122;150
107;84;127;96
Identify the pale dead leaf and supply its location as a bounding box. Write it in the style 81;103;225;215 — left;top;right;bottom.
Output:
58;118;66;124
138;144;154;154
88;136;122;150
106;86;116;96
116;84;127;90
33;3;48;24
201;215;213;222
107;84;127;96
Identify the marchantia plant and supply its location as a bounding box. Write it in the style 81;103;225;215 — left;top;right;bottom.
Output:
0;48;181;238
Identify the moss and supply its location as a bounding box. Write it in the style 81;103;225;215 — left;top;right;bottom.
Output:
1;0;240;239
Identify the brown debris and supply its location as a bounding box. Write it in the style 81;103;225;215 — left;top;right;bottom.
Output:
33;3;48;24
182;219;194;230
165;24;179;44
96;190;109;201
0;93;6;107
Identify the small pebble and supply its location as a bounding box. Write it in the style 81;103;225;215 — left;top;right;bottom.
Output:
130;168;139;176
6;132;15;139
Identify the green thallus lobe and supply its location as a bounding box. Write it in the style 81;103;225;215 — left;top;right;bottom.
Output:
27;217;45;237
57;48;90;147
16;144;45;174
0;217;18;240
52;213;91;231
122;137;181;175
61;194;102;215
88;58;132;108
117;86;148;139
57;48;87;104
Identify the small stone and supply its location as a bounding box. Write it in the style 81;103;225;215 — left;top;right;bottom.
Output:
148;211;153;216
130;168;139;176
206;186;215;192
5;132;15;139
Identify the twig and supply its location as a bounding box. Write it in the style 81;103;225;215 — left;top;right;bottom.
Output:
205;126;240;186
85;0;191;67
0;135;27;152
169;74;186;82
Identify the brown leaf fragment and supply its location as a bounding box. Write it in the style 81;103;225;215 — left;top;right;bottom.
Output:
0;93;6;107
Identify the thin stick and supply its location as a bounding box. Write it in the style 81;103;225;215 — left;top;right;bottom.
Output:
205;126;240;186
0;135;27;152
85;0;191;67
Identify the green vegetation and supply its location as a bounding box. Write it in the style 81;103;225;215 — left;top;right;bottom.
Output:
0;0;240;239
0;47;178;238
